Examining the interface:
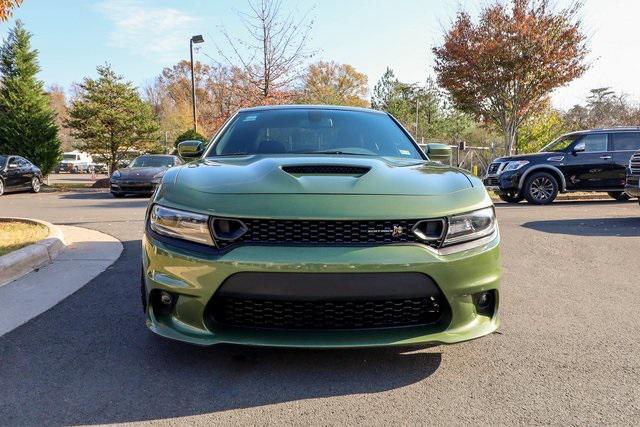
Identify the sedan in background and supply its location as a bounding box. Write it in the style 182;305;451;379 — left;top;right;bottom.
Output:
110;154;183;198
0;155;43;196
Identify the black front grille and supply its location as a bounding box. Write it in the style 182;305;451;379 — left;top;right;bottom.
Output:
484;177;500;186
215;219;431;248
487;163;501;174
209;296;444;329
282;165;370;175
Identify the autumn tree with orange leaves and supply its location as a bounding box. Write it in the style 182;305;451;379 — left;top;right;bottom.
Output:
433;0;588;155
0;0;21;21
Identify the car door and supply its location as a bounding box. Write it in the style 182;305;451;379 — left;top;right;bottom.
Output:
16;157;33;187
610;132;640;187
5;156;22;189
559;133;613;190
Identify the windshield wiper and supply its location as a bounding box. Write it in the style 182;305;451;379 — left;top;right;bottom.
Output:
305;150;375;156
214;152;253;157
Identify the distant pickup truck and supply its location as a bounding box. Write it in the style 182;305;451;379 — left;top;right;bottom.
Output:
55;151;93;173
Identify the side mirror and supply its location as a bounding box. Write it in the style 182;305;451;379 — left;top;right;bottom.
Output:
572;142;586;154
177;140;205;159
426;143;452;163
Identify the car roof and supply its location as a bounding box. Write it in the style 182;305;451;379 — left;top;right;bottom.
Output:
565;127;640;136
237;104;387;115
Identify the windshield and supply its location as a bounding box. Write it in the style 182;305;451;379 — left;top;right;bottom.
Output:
541;134;579;152
63;154;78;160
130;156;174;168
207;109;424;159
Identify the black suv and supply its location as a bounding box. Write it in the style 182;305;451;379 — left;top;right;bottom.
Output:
484;128;640;204
624;149;640;204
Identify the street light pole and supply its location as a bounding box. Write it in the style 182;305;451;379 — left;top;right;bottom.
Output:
189;35;204;132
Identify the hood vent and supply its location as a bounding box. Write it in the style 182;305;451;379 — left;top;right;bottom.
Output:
282;165;371;176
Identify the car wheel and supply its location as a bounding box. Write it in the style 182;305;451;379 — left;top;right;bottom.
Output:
498;192;524;203
111;192;125;198
0;179;4;196
30;177;41;193
607;191;631;201
524;172;558;205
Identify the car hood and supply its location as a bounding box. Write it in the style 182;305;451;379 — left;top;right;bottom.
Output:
169;155;474;196
115;167;167;180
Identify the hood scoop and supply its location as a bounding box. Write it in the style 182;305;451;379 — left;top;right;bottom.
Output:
282;164;371;177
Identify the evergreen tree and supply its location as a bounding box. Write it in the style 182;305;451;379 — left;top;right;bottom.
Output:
67;65;159;173
0;21;60;175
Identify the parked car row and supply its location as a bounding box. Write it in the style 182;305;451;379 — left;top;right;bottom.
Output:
484;128;640;204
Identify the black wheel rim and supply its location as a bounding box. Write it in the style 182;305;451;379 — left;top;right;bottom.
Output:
530;177;554;201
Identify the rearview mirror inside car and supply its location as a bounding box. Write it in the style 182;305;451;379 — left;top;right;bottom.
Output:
426;143;452;163
177;140;205;159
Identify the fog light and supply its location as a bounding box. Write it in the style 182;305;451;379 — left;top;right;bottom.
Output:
472;290;496;317
151;289;177;317
477;292;491;309
160;291;173;305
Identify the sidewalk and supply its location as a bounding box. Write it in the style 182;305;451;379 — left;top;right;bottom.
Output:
0;225;122;336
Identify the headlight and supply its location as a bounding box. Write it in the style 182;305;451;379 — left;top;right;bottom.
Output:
149;205;214;246
111;170;121;179
443;207;497;247
504;160;529;171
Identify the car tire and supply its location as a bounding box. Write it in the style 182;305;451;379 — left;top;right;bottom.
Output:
498;192;524;203
111;192;125;198
30;177;41;193
607;191;631;201
0;179;4;196
523;172;558;205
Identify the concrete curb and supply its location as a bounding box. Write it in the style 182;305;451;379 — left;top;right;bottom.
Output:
0;218;66;287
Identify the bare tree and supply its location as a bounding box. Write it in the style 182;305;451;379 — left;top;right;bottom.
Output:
217;0;315;101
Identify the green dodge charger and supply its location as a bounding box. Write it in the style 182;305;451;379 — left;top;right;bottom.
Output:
142;105;501;348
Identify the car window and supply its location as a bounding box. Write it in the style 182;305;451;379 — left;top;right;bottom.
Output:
542;134;579;152
130;156;175;168
208;109;424;160
611;133;640;151
578;134;608;152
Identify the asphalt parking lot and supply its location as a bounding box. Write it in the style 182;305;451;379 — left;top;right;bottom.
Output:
0;191;639;425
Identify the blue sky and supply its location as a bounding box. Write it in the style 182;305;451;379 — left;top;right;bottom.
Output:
4;0;640;110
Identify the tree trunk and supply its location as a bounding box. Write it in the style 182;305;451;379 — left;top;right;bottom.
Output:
503;123;517;156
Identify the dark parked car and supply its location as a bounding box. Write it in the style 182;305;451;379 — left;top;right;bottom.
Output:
484;128;640;204
624;149;640;204
110;154;183;198
0;155;43;196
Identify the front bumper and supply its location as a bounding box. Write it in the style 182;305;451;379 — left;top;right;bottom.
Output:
110;180;158;194
483;171;522;194
142;230;501;348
